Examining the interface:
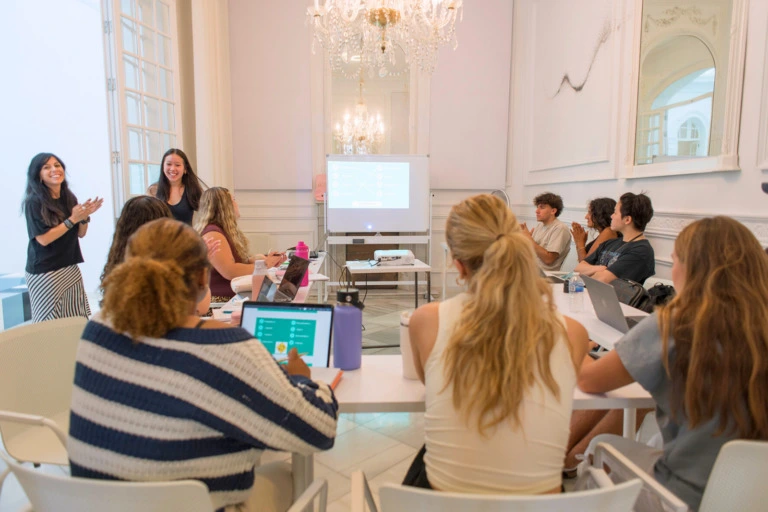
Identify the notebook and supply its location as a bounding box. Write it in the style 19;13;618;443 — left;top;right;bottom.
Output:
255;256;311;303
581;275;647;333
239;302;334;368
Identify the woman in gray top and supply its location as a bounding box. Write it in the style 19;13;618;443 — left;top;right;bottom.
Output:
577;216;768;511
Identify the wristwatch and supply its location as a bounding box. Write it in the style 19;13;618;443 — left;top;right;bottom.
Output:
80;216;91;225
63;219;75;229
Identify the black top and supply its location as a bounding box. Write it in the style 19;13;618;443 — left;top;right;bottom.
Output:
168;192;194;225
584;239;595;255
584;237;655;284
25;196;84;274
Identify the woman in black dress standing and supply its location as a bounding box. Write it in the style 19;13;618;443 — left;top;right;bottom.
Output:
22;153;103;321
154;148;204;225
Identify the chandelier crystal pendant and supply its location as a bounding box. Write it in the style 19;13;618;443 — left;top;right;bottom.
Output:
333;74;386;155
307;0;463;77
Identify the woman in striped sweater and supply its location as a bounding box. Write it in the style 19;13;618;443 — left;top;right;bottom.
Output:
68;218;338;512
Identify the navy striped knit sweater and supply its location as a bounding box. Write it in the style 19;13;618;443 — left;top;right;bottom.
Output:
68;314;338;511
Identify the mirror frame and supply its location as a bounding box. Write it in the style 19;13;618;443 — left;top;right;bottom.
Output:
623;0;749;178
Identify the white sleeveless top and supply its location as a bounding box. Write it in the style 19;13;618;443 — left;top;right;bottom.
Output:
423;293;576;494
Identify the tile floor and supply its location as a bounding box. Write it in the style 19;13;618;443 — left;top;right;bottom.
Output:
0;290;423;511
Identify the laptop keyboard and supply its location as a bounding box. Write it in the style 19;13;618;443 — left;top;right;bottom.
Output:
625;316;644;329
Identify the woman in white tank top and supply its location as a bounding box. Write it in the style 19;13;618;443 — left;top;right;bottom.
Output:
407;194;589;495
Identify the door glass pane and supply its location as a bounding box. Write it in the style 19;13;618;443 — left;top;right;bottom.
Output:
126;91;142;125
145;130;162;162
121;18;138;54
120;0;134;17
156;1;170;33
128;127;144;160
123;55;140;90
143;96;160;129
142;61;157;95
159;68;173;99
140;25;156;62
137;0;154;26
162;133;176;150
147;163;161;185
161;101;174;131
157;35;171;67
129;162;145;194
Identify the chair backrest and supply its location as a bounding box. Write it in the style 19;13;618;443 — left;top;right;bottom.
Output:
699;440;768;512
560;241;579;273
591;442;688;512
0;317;86;461
378;479;643;512
0;450;214;512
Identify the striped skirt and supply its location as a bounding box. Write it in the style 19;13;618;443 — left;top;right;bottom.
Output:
25;265;91;322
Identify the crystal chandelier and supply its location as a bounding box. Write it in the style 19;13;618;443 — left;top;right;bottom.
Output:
307;0;464;77
333;74;386;155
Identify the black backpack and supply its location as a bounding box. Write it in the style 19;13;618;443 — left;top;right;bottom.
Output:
646;282;676;307
611;279;676;314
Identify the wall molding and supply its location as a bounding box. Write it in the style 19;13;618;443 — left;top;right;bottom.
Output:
511;0;626;185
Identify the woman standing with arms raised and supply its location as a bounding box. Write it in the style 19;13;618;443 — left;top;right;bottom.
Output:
154;148;204;225
22;153;103;321
406;194;589;493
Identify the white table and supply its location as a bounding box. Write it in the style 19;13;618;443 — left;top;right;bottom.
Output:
290;355;654;498
550;282;648;350
344;259;432;309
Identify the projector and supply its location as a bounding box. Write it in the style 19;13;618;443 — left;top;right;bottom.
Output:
374;249;415;266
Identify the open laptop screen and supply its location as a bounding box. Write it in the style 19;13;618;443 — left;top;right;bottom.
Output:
239;302;333;368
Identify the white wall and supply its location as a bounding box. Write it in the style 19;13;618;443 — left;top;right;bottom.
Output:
228;0;314;191
205;0;767;292
507;0;767;279
0;0;114;293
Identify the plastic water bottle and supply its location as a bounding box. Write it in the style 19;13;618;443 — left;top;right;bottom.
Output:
251;260;268;300
295;241;310;287
569;275;585;313
333;289;363;370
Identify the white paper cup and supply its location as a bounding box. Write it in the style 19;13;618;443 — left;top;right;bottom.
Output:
400;311;418;380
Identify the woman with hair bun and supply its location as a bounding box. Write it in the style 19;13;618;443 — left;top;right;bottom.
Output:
405;194;589;493
69;218;338;511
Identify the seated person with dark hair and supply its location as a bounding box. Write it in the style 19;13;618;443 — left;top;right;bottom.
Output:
574;192;655;284
521;192;571;271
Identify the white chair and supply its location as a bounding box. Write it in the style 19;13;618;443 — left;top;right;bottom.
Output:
698;440;768;512
350;469;642;512
0;317;87;496
579;442;688;512
561;241;579;273
1;450;329;512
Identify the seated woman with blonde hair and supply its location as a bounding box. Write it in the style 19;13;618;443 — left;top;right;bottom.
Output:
68;218;338;512
577;216;768;511
195;187;285;302
406;194;589;493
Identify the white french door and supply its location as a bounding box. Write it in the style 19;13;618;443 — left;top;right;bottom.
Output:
102;0;183;209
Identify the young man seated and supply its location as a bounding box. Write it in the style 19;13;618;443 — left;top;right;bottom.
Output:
574;192;655;284
521;192;571;271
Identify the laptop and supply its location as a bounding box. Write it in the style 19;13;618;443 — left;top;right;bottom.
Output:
538;267;566;284
239;302;334;367
581;275;647;333
255;256;311;303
